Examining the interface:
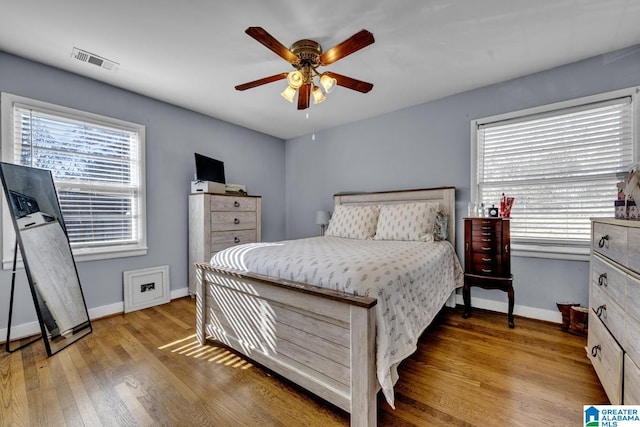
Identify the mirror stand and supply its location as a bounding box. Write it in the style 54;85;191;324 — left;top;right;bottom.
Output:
0;163;92;356
5;240;42;353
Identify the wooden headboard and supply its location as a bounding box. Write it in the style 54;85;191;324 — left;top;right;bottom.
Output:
333;187;456;246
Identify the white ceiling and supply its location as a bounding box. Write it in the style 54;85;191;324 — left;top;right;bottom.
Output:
1;1;640;140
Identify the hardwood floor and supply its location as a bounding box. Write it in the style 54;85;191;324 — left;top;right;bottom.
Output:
1;297;607;426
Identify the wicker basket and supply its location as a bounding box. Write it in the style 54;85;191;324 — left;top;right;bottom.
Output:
556;302;580;331
569;306;589;336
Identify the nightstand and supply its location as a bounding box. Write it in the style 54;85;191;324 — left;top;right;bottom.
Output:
463;217;514;328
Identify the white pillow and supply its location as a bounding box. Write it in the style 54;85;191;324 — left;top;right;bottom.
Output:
374;202;439;241
325;204;380;239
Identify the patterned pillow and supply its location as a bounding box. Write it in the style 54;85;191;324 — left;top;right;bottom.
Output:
325;204;380;239
374;202;439;242
433;209;449;241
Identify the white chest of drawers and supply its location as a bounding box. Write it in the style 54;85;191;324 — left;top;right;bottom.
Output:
588;218;640;404
188;193;261;294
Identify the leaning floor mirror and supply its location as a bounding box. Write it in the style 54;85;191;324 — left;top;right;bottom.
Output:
0;162;91;356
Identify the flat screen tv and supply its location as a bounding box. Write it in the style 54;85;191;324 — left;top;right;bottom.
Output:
194;153;225;184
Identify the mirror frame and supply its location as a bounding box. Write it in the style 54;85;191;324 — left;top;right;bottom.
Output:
0;162;92;356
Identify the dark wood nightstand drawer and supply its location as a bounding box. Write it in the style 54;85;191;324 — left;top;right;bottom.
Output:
471;228;502;239
468;263;506;276
471;252;499;264
471;229;502;243
470;240;502;253
471;219;503;232
468;250;505;275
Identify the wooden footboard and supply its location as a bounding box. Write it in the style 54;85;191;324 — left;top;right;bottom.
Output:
195;263;378;427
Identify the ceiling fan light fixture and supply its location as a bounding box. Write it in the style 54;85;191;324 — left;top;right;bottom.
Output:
237;27;374;110
320;73;337;93
281;85;296;102
312;85;326;104
287;70;304;88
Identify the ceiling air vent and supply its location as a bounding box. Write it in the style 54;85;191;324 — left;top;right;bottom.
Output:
71;47;119;71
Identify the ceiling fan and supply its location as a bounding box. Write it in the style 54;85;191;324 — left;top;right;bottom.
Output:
235;27;375;110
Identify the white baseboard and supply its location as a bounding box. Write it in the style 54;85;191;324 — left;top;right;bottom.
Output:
2;288;557;343
170;287;190;299
0;286;191;343
455;294;562;324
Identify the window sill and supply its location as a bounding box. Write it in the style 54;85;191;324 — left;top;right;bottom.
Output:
73;245;148;262
511;243;590;261
2;245;148;270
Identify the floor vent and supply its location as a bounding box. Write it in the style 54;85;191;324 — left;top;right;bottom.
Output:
71;47;119;71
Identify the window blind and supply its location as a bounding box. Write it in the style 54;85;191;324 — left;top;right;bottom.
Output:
476;97;633;246
12;104;141;249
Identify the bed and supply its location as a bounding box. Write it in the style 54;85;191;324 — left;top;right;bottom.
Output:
195;187;462;426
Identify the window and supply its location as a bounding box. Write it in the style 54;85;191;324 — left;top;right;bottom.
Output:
472;88;638;260
1;93;146;266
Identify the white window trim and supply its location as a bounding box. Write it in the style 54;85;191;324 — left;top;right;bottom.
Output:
471;87;640;261
0;93;147;268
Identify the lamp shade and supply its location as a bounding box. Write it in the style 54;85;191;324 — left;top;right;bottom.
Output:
315;210;330;225
287;70;304;88
320;73;337;93
281;85;296;103
312;86;326;104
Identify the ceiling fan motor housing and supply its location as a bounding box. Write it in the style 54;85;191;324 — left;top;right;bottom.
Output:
290;39;322;68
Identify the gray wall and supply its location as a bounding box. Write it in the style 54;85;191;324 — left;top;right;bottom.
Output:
3;43;640;328
285;45;640;314
0;51;286;328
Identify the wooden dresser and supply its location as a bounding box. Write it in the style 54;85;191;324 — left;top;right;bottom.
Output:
588;218;640;404
463;217;514;328
188;193;261;294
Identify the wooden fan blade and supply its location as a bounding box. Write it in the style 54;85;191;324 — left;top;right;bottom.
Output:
324;72;373;93
297;83;311;110
235;73;288;91
319;29;375;65
245;27;298;64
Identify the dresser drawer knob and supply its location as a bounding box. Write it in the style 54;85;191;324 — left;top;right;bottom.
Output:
234;237;240;243
591;344;601;358
598;234;609;248
234;218;240;224
482;257;491;262
595;304;607;319
482;247;491;251
598;273;607;287
234;201;240;208
482;268;492;273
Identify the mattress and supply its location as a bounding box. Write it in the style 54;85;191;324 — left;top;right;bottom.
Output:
210;236;464;406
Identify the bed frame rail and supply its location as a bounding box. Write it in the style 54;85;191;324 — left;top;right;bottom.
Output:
196;264;378;426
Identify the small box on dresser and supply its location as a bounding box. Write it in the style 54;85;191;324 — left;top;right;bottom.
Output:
188;193;261;294
588;218;640;404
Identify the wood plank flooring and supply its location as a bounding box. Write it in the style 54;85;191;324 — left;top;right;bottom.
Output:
0;297;607;426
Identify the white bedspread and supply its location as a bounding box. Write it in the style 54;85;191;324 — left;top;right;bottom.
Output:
210;236;463;407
